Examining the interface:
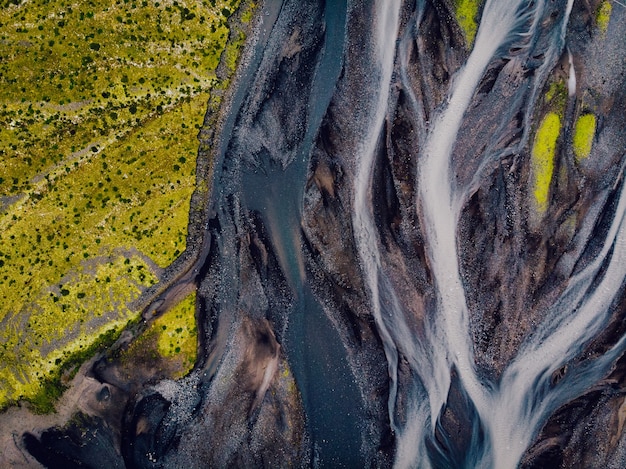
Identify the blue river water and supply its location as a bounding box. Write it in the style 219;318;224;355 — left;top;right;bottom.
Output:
216;0;365;465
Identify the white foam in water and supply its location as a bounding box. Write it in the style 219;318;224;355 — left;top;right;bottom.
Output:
350;0;624;466
567;49;577;96
415;0;541;436
394;399;433;469
490;176;626;467
356;0;610;467
352;0;402;431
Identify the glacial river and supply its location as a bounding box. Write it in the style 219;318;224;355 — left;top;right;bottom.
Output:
206;0;626;467
17;0;626;468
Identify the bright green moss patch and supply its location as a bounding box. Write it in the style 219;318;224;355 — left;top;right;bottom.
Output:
454;0;480;46
597;1;612;34
573;114;596;161
0;0;245;410
531;112;561;212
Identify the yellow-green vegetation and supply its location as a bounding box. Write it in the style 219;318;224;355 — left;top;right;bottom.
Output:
155;293;197;372
224;29;247;73
116;292;198;380
240;1;257;23
544;80;568;111
531;112;561;212
532;78;568;212
597;0;612;33
27;326;123;414
453;0;480;46
573;113;596;161
0;254;157;411
0;0;243;410
223;3;254;73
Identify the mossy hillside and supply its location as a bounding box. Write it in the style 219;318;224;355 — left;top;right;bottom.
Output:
224;29;247;73
544;80;568;112
240;1;256;24
0;90;203;347
0;0;243;410
0;254;157;410
20;324;127;414
1;0;239;198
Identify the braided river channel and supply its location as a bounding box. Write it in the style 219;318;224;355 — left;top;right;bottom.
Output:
14;0;626;467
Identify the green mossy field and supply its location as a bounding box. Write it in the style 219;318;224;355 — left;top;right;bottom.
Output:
0;0;244;410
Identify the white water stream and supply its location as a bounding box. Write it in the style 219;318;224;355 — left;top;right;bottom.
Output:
353;0;626;467
352;0;403;431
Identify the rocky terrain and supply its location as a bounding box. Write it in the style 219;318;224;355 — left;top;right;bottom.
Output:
5;0;626;467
